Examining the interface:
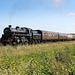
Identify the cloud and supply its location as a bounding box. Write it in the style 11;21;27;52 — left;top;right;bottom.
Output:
67;12;75;16
73;24;75;26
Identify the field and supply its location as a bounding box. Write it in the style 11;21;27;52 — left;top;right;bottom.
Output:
0;41;75;75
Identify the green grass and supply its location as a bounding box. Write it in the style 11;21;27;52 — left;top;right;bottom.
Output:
0;41;75;75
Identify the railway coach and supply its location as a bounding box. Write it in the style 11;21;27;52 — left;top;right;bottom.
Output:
58;33;68;41
41;30;59;42
67;34;75;40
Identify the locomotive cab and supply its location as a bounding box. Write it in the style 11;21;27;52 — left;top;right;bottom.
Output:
32;30;42;43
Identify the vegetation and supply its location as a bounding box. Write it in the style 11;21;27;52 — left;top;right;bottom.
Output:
0;41;75;75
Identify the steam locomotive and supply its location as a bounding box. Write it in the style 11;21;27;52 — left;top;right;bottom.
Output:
0;25;75;45
0;25;41;45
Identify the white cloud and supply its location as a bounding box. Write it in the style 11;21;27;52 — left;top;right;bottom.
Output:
73;24;75;26
67;12;75;16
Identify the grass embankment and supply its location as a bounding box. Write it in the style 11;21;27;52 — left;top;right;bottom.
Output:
0;41;75;75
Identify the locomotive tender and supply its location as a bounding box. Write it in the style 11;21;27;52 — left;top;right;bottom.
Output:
0;25;75;45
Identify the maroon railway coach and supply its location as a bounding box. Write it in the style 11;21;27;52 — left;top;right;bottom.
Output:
58;33;68;41
41;30;59;42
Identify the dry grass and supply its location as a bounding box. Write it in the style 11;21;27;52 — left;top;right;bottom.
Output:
0;41;75;56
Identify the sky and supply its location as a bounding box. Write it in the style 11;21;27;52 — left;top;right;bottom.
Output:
0;0;75;37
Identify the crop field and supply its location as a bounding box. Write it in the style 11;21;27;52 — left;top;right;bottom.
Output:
0;41;75;75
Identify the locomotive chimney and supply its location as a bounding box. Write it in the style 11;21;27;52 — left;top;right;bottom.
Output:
9;25;11;28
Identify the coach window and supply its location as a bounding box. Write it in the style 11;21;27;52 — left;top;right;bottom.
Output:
53;35;55;36
45;33;47;36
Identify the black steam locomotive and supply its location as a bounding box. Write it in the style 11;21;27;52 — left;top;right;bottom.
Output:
0;25;42;45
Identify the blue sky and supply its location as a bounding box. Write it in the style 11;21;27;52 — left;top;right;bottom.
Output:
0;0;75;37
